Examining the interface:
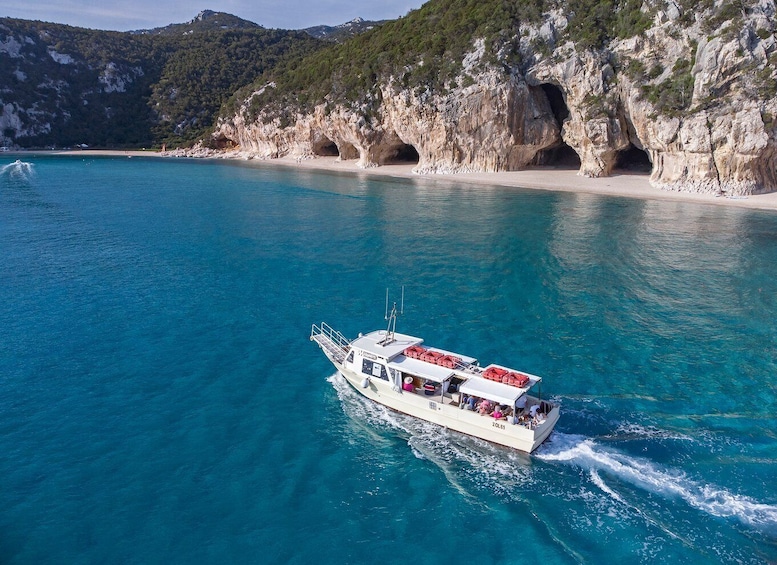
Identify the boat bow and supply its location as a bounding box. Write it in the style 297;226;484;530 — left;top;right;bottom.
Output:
310;322;351;365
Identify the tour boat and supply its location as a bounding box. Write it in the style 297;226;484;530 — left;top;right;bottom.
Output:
310;300;559;453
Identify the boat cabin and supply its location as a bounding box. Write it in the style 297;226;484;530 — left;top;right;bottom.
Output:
346;329;548;426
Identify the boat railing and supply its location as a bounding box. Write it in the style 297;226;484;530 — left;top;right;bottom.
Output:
310;322;351;364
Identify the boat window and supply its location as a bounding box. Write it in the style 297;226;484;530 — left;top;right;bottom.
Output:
346;350;354;364
361;359;388;380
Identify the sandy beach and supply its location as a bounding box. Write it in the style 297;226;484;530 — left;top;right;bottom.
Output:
50;149;777;212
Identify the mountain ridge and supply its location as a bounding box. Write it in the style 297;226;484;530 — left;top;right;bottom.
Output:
0;10;387;148
130;10;264;35
303;17;389;42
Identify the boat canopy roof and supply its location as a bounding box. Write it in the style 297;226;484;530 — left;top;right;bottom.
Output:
351;330;423;361
387;356;454;383
459;377;535;406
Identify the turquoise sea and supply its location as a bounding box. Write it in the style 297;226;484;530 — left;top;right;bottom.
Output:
1;155;776;564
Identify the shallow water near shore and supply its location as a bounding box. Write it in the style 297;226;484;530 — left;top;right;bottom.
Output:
1;155;776;563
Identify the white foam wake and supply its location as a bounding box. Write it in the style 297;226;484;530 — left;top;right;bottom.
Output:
1;159;35;182
538;433;777;530
326;374;777;532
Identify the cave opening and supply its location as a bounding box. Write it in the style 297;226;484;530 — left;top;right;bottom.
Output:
312;136;340;157
387;143;419;164
532;144;581;168
541;83;570;125
614;145;652;173
531;83;580;169
212;135;235;150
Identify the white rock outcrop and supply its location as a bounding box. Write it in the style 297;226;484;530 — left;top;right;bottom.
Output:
213;0;777;195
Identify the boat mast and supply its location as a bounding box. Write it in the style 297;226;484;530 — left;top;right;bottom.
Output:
381;286;404;345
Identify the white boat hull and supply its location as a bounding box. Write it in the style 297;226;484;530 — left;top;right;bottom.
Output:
333;359;559;454
312;323;559;454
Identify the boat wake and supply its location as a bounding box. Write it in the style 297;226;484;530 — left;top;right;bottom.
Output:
1;159;35;183
328;372;777;536
537;433;777;531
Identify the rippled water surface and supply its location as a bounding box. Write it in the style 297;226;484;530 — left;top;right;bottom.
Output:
1;155;776;563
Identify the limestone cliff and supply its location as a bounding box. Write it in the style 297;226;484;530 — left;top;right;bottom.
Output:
213;0;777;195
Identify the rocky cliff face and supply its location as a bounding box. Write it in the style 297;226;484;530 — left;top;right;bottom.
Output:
214;0;777;195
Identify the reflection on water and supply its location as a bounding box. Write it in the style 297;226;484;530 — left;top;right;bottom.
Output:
544;192;777;412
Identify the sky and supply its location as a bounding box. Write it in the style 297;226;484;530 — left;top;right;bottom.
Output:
0;0;427;31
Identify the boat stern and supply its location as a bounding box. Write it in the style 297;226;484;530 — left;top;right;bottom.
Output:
530;403;560;451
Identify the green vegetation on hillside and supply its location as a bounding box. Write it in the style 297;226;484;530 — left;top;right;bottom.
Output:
231;0;539;120
641;57;695;115
566;0;653;48
0;16;323;148
229;0;775;128
0;21;156;147
150;29;322;145
233;0;662;120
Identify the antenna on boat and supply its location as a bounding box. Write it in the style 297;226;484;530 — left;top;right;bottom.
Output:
384;288;390;321
380;286;404;346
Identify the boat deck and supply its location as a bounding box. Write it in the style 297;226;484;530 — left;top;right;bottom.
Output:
404;385;550;431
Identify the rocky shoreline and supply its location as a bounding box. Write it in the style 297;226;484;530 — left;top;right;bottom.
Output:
159;148;777;211
4;147;772;210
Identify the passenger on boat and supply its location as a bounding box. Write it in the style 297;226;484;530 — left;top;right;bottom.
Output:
492;406;503;419
529;404;546;425
478;400;492;414
467;396;477;410
516;395;527;413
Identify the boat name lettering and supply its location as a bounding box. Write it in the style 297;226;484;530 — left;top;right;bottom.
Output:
492;422;505;430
